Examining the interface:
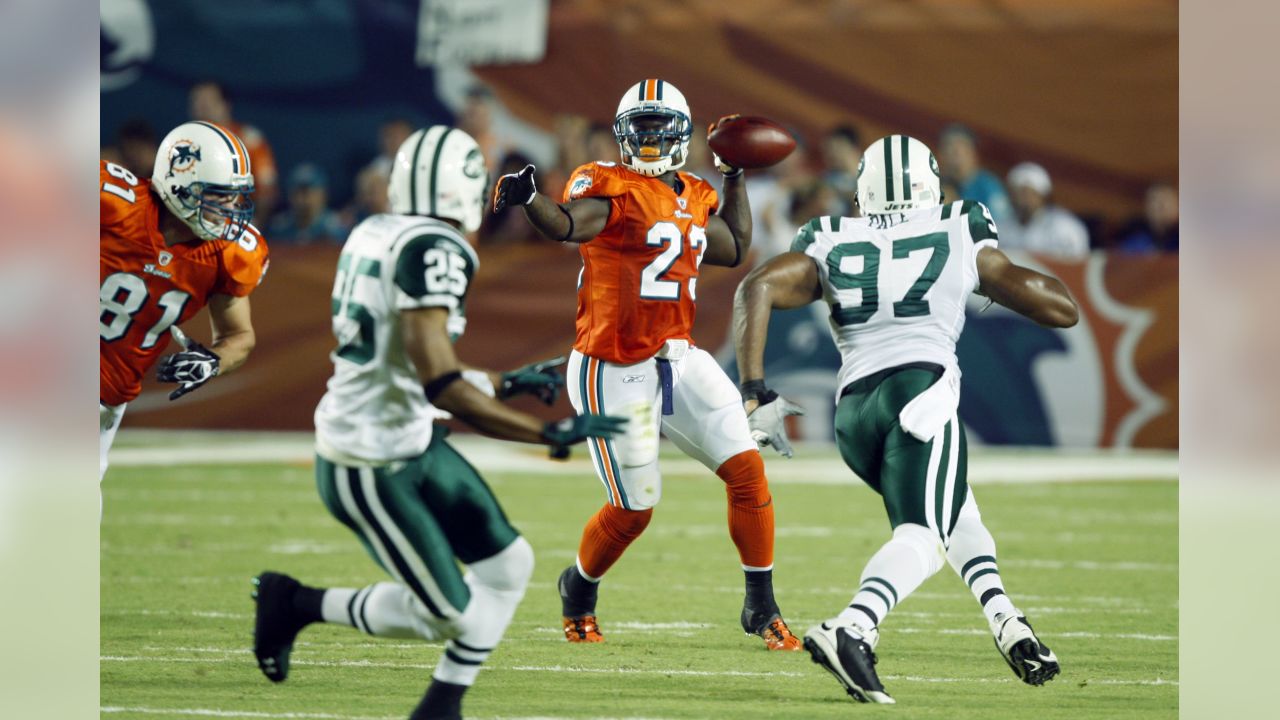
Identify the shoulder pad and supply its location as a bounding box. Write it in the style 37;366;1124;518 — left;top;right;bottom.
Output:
564;162;629;202
393;232;477;301
962;201;999;242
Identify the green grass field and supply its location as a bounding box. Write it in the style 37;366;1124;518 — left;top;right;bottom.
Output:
102;437;1177;719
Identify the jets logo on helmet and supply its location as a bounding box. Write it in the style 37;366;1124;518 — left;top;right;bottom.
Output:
613;78;692;177
388;126;488;233
151;121;255;242
856;135;942;215
463;148;485;180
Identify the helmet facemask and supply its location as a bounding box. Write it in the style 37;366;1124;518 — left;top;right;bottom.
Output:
614;108;691;177
174;181;256;241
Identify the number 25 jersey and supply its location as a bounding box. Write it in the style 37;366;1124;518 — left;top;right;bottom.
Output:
563;162;718;364
99;160;269;406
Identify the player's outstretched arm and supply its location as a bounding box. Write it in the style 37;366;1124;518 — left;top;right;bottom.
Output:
733;252;822;389
207;293;256;374
491;164;610;243
402;307;624;446
975;246;1079;328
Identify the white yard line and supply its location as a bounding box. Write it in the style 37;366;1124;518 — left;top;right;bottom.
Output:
103;711;657;720
99;655;1176;687
111;431;1177;484
101;708;395;719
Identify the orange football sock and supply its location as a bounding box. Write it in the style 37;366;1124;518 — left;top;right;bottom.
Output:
576;504;653;580
716;450;775;569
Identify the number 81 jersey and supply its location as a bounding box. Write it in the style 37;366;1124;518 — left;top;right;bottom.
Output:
99;160;269;406
792;201;999;395
564;161;718;364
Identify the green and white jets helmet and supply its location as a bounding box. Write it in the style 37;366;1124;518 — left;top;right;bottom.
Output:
388;126;487;232
856;135;943;215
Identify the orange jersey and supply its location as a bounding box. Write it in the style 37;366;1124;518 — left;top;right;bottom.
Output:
563;162;719;363
99;160;269;406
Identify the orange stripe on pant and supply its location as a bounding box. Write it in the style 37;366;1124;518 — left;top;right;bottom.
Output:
586;357;624;508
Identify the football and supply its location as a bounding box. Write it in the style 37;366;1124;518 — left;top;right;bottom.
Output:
706;115;796;169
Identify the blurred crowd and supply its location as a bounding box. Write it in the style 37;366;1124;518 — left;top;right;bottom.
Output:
102;82;1178;258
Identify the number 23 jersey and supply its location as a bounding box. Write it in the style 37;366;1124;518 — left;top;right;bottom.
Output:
563;161;718;364
99;160;269;406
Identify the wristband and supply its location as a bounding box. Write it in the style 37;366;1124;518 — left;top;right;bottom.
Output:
739;379;778;405
424;370;464;403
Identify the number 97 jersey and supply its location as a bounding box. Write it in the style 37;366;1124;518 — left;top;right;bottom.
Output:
99;160;269;406
563;162;718;364
792;200;999;395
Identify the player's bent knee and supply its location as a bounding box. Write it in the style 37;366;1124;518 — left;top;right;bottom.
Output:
716;450;771;506
892;523;946;576
467;536;535;593
406;594;464;641
602;504;654;539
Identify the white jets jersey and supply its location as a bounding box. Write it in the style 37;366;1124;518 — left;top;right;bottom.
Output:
792;200;999;396
314;213;477;463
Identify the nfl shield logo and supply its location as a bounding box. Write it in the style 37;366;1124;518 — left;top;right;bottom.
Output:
677;197;688;210
158;251;173;266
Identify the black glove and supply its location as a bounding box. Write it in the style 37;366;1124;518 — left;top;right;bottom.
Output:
491;164;538;213
156;341;221;400
499;356;567;405
541;412;627;447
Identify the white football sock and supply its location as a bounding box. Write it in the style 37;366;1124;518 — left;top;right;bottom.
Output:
837;523;945;630
433;537;534;687
321;583;451;640
946;490;1017;624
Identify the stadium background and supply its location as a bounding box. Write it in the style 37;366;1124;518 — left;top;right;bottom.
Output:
100;0;1177;449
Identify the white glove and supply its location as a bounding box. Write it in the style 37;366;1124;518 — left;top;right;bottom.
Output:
712;153;743;177
747;396;805;458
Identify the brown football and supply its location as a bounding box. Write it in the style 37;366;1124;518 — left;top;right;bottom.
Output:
706;115;796;169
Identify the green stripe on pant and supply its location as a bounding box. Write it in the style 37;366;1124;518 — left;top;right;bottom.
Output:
313;432;520;620
834;365;969;540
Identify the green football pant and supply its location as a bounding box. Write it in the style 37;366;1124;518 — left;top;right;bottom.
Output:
835;363;968;545
315;430;520;621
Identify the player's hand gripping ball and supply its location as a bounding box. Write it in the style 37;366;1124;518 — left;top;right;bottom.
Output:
707;115;797;170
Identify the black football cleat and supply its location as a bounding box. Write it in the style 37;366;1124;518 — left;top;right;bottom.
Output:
251;571;312;682
803;621;895;704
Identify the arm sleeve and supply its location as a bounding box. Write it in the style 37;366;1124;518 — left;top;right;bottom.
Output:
393;234;477;311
